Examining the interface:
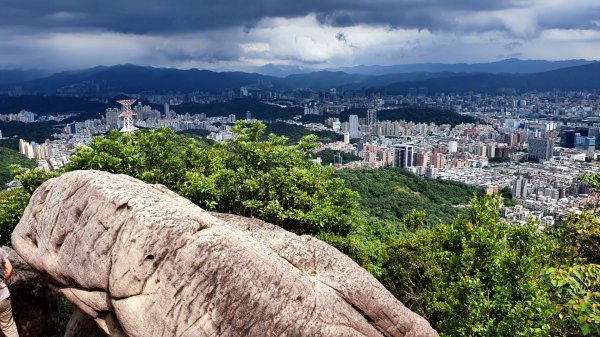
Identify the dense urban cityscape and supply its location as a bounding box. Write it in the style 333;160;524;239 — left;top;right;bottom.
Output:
6;87;600;226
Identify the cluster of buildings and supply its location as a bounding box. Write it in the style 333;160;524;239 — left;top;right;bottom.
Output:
0;110;35;122
18;138;73;171
9;86;600;225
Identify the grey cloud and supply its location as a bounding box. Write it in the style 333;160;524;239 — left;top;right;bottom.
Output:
504;41;522;50
0;0;536;35
1;0;598;42
335;32;347;42
1;0;600;71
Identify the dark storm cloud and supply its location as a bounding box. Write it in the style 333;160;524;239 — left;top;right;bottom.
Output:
2;0;600;70
0;0;531;34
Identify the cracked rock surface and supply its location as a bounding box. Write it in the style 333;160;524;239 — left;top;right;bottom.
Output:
12;170;438;337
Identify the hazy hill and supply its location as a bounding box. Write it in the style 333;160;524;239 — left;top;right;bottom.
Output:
0;70;50;85
254;64;315;77
335;58;595;75
10;65;278;93
0;95;108;116
384;62;600;93
4;60;600;94
281;71;368;90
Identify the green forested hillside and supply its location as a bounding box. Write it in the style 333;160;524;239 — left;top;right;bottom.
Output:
315;149;361;165
0;121;58;150
264;122;342;143
153;99;302;120
339;107;477;127
0;147;35;188
336;168;482;226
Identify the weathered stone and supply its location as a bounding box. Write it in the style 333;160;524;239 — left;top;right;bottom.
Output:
12;170;438;337
3;246;60;337
64;308;103;337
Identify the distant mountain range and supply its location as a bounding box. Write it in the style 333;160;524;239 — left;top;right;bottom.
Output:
383;62;600;94
0;69;51;85
2;59;600;94
330;58;596;76
255;59;596;77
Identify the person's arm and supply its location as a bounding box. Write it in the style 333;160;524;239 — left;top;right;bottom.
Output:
3;259;12;285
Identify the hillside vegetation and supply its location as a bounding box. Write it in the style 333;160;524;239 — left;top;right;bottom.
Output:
264;122;342;143
2;122;599;336
340;107;477;127
0;147;35;188
0;121;58;150
336;168;482;227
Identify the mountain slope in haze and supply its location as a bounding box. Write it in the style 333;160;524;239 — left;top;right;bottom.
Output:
254;64;315;77
4;60;600;94
0;70;51;85
281;71;368;90
9;65;279;93
383;62;600;94
336;59;596;75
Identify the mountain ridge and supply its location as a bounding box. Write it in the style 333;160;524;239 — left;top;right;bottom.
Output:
3;59;600;94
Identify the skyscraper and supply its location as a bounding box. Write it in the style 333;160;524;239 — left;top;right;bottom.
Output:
512;176;529;199
349;115;360;138
393;144;414;169
105;108;120;130
528;138;554;162
448;141;458;153
366;108;377;126
164;103;170;118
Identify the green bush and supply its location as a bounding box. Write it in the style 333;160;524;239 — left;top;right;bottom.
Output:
0;188;30;246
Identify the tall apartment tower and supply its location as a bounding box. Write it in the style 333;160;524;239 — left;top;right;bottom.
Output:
366;108;378;126
349;115;360;138
528;138;554;162
393;144;414;169
512;176;529;199
164;103;170;118
448;141;458;153
105;108;121;130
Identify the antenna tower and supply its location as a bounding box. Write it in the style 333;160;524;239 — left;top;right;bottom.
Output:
117;99;138;134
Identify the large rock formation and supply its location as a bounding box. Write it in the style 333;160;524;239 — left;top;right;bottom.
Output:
12;170;438;337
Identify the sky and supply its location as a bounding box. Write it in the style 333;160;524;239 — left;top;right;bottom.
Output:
2;0;600;71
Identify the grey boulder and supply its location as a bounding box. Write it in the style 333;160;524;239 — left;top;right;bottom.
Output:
12;170;438;337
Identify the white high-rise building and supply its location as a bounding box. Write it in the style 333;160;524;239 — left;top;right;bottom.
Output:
105;108;121;130
448;141;458;153
349;115;360;138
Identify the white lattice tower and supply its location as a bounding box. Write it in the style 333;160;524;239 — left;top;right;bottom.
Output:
117;99;138;134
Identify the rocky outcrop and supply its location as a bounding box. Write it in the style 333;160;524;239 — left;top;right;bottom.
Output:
12;170;438;337
3;247;60;337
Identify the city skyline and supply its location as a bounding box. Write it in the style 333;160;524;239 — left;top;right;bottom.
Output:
2;0;600;71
